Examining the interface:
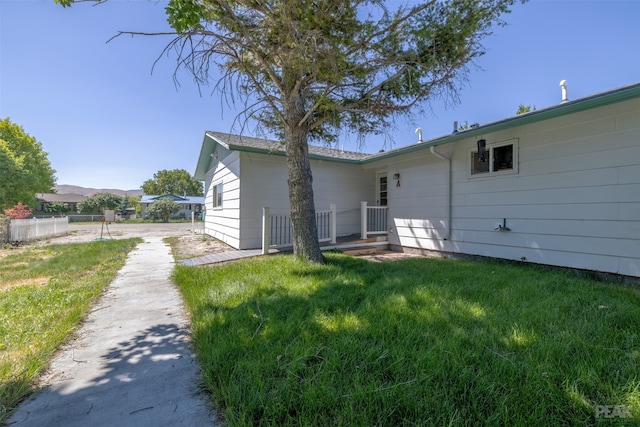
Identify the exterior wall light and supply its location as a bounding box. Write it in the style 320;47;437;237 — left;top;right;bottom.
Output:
477;139;487;162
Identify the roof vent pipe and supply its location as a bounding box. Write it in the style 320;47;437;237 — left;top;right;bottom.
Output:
560;80;569;103
415;127;423;143
453;121;459;134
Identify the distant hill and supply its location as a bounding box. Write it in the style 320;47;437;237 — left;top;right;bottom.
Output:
55;185;143;197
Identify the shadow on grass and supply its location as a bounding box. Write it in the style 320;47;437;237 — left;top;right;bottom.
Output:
178;254;640;425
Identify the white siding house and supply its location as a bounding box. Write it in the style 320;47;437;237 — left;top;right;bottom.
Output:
194;132;372;250
194;83;640;278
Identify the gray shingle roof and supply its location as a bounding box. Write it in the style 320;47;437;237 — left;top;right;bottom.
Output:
140;194;205;204
36;193;86;203
206;131;369;162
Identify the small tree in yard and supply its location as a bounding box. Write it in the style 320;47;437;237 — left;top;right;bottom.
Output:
3;202;33;219
44;201;69;217
77;193;122;214
146;198;181;222
119;195;140;217
142;169;204;196
117;195;132;217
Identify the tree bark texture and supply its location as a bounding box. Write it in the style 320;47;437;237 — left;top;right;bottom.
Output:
284;91;324;264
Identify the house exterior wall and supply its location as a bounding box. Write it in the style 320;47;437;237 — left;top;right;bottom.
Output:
364;149;452;247
237;153;288;249
204;150;242;248
236;152;374;249
174;205;201;219
311;158;375;238
203;150;374;250
374;98;639;277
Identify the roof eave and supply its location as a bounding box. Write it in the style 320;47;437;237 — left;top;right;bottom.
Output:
362;82;640;163
193;83;639;169
226;143;363;164
194;132;232;181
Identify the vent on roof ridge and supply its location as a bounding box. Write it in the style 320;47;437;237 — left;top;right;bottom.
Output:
560;80;569;103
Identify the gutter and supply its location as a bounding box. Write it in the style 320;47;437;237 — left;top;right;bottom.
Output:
195;83;639;180
362;82;640;164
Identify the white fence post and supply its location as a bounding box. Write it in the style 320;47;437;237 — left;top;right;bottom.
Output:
360;201;368;239
262;207;270;255
8;216;68;242
330;203;337;244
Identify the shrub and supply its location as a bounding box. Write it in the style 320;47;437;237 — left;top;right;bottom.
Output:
146;197;181;222
3;202;32;219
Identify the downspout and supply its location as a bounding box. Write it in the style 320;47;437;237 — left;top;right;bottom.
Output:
429;146;451;240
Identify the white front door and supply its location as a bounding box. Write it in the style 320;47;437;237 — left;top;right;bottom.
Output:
376;172;388;206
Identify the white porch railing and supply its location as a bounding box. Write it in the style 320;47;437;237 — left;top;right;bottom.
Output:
8;217;69;243
262;204;337;254
360;201;388;239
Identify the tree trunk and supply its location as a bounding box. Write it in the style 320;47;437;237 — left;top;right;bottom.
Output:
284;92;324;264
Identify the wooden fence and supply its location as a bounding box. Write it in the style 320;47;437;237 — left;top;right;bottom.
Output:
262;204;337;254
360;201;388;239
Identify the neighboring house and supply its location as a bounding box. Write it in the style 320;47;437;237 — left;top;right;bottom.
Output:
194;83;640;278
140;194;205;219
35;193;86;214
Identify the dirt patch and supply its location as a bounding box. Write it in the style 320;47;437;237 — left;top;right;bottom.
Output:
167;234;235;260
4;222;424;263
1;276;50;291
3;223;233;261
0;245;30;260
342;248;427;262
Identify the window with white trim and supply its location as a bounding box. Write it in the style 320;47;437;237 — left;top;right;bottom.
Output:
470;139;518;176
212;182;223;208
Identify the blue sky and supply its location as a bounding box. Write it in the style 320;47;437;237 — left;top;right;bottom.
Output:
1;0;639;191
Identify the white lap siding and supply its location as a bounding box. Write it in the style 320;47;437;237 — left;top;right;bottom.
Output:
205;151;241;249
379;98;639;277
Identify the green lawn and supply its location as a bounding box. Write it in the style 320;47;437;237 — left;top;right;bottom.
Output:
0;239;141;422
173;253;640;426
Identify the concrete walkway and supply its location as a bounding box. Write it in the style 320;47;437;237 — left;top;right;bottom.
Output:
7;237;219;427
179;249;272;266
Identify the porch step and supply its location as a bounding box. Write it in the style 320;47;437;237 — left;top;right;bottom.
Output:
361;236;389;243
320;239;389;253
342;247;383;256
